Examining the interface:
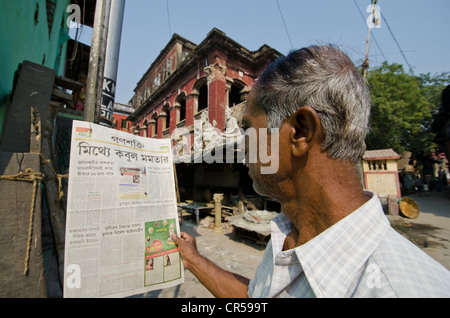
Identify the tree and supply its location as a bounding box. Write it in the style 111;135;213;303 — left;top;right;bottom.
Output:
418;72;450;113
420;72;450;164
365;62;437;164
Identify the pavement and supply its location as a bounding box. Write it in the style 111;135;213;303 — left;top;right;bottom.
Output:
134;188;450;298
393;188;450;270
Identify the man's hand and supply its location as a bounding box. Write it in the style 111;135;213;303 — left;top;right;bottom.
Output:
171;232;199;270
171;231;249;298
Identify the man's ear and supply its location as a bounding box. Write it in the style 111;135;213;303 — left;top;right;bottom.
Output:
289;106;322;157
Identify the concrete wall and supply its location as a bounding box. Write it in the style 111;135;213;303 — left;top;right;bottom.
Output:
363;159;401;198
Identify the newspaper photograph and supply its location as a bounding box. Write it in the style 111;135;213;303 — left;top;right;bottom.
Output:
63;120;183;298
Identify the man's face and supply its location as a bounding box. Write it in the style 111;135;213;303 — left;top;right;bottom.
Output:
242;91;285;197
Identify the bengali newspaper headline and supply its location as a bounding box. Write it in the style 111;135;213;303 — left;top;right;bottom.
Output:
77;141;169;163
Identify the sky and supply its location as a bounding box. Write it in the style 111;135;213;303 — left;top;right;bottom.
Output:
71;0;450;105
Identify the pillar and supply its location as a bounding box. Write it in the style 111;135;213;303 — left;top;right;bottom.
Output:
185;93;196;127
169;106;178;133
139;126;147;137
157;114;165;138
213;193;224;234
149;119;156;137
204;61;227;131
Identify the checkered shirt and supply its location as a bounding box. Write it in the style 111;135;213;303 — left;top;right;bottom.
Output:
248;191;450;298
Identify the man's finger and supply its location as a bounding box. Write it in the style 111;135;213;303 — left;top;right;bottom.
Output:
172;233;180;243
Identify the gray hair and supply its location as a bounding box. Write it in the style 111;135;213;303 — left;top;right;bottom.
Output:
254;45;371;163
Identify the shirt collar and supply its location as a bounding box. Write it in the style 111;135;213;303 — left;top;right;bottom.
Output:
271;190;391;298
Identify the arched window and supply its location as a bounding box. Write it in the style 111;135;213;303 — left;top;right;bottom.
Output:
151;113;158;137
176;93;187;122
198;82;208;112
180;98;186;122
163;104;170;130
193;77;208;113
229;80;248;107
142;119;148;137
228;85;241;107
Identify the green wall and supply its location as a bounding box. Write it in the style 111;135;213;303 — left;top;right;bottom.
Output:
0;0;71;133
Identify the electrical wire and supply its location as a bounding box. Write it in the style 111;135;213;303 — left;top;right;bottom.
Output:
380;10;414;74
166;0;172;38
275;0;294;50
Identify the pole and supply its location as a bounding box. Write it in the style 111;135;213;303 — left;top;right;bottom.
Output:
361;0;378;79
362;26;371;80
100;0;126;127
83;0;111;123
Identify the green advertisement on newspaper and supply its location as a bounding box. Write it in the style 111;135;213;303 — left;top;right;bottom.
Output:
144;219;181;287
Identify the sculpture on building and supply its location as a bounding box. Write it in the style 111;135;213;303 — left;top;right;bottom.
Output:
172;107;243;163
172;130;189;156
222;106;241;140
192;111;219;155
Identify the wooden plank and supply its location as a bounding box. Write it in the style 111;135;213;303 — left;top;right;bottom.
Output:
52;88;74;102
0;61;55;153
54;75;83;92
0;153;46;297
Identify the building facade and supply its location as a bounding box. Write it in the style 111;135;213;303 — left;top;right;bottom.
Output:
128;28;281;148
113;102;134;132
363;148;402;198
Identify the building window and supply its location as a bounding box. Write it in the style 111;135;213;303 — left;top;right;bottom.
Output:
176;94;186;123
163;105;170;130
163;59;172;81
180;99;186;122
152;114;158;137
142;120;148;137
145;82;152;99
137;91;143;106
369;160;387;171
153;74;161;89
198;83;208;112
229;85;241;107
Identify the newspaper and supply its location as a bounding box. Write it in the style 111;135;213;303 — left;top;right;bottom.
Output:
63;120;183;298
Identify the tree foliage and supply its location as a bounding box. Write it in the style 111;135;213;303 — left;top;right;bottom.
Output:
419;72;450;112
365;62;449;163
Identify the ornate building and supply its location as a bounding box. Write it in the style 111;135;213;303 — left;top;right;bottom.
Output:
112;102;134;133
127;28;281;151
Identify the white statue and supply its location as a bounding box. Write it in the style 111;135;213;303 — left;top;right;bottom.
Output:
223;106;241;137
171;128;191;163
192;111;219;153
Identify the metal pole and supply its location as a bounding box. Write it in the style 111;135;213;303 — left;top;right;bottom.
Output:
94;0;112;124
83;0;111;123
100;0;126;127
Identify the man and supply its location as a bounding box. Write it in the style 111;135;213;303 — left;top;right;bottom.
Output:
431;85;450;163
172;45;450;297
